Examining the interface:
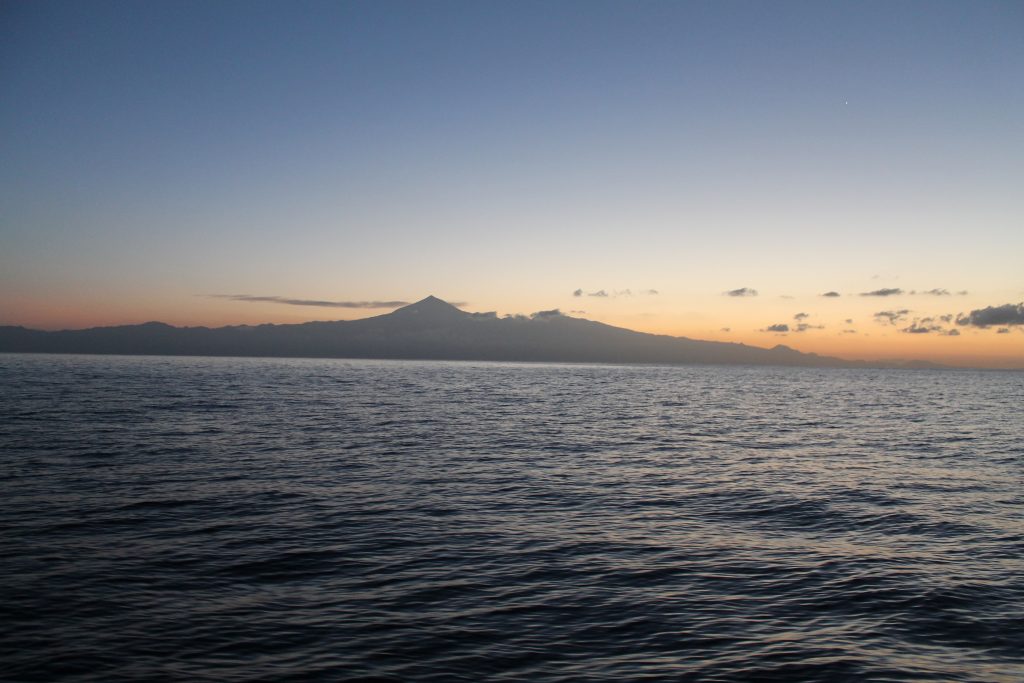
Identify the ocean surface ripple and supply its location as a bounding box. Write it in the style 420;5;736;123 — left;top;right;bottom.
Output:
1;354;1022;682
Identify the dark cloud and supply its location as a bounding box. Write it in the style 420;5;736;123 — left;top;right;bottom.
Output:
572;289;583;297
899;317;961;336
589;290;609;298
997;328;1011;334
793;312;809;321
531;309;563;319
820;291;841;297
795;323;824;332
939;314;953;323
764;323;789;332
919;288;950;296
860;288;904;297
956;303;1024;327
874;309;910;325
211;295;409;309
725;287;758;297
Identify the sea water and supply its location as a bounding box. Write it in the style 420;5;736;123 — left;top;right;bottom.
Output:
1;354;1022;681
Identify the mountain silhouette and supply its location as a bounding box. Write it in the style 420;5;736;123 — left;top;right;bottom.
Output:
386;295;465;321
0;296;901;367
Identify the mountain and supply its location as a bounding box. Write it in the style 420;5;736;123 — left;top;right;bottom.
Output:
0;295;872;367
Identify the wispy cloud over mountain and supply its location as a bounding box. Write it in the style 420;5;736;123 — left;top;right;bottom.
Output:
209;295;410;309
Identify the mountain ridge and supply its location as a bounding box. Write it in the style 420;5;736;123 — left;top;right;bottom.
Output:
0;296;942;369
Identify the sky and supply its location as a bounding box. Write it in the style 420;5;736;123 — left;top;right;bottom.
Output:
2;0;1022;367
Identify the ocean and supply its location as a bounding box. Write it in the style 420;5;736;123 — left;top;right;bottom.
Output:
1;354;1022;681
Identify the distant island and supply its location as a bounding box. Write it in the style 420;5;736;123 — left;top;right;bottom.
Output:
0;296;939;368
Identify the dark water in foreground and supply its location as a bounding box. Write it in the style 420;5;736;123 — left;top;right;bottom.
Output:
1;354;1022;682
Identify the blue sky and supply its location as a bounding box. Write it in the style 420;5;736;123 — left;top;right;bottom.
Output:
2;1;1022;364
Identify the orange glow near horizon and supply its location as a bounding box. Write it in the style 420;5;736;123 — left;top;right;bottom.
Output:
3;293;1021;369
3;3;1021;372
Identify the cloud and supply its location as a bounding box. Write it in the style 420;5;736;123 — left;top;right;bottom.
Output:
531;309;563;319
899;317;961;336
725;287;758;297
793;312;809;321
919;288;950;296
720;327;731;332
956;303;1024;328
575;288;656;298
860;288;904;297
795;323;824;332
577;288;655;299
874;309;910;325
939;314;953;323
820;291;841;297
845;318;854;324
763;323;789;332
841;329;857;334
997;328;1011;334
210;295;409;309
569;309;587;315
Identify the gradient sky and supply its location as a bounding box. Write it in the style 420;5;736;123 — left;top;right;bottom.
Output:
2;1;1022;367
